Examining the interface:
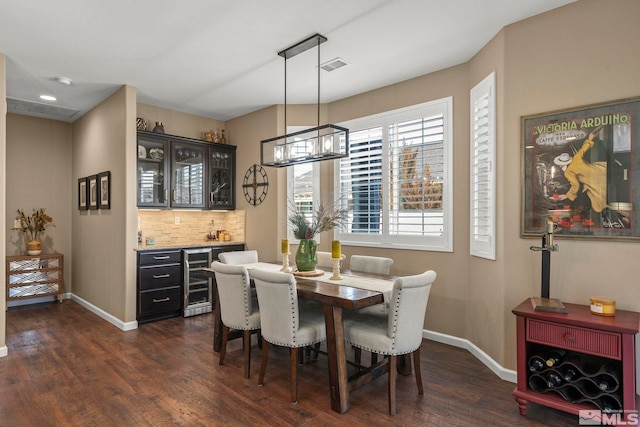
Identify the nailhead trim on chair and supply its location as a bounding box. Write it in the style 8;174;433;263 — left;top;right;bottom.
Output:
347;288;420;356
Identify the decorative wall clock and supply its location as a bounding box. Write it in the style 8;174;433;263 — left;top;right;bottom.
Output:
242;164;269;206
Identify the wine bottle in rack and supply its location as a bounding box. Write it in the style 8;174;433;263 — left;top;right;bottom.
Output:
545;349;567;367
561;366;579;382
545;371;563;388
528;355;546;372
593;366;620;393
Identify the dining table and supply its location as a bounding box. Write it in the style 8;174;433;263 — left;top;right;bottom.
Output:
202;262;409;414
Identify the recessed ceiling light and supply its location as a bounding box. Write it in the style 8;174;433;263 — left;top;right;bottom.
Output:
40;95;57;101
56;77;72;86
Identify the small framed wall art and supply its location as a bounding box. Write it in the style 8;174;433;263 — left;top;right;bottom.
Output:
98;171;111;209
88;174;99;210
78;177;88;210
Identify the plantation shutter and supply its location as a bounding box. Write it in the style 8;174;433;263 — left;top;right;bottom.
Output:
339;127;383;234
389;115;444;236
470;72;496;260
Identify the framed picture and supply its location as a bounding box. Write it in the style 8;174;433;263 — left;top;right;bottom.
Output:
522;97;640;240
88;174;99;210
78;177;88;210
98;171;111;209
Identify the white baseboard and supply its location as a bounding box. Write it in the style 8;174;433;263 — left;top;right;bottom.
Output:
424;329;517;383
0;345;7;357
70;294;138;331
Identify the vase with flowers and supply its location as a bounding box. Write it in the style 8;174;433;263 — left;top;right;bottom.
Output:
288;200;346;272
16;208;55;255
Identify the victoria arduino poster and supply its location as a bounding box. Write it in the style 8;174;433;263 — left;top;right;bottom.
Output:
522;97;640;240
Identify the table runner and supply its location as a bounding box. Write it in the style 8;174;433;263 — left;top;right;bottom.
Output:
243;262;393;309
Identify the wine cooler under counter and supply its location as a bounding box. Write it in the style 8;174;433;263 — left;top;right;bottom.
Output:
183;248;213;317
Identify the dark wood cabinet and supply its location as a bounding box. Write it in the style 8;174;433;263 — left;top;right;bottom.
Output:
137;133;170;208
137;244;244;324
137;131;236;210
512;299;639;422
136;249;182;323
208;144;236;209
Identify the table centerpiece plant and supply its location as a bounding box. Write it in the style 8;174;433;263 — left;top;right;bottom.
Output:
288;200;346;272
16;208;55;255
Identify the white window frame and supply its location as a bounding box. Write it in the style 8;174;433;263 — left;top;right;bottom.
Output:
286;127;321;243
470;72;496;260
334;97;453;252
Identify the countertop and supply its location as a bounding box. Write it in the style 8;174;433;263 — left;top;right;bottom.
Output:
134;241;245;251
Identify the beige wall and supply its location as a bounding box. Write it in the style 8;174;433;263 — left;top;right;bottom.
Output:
72;86;137;322
1;53;6;353
5;114;73;301
136;103;225;141
226;106;282;258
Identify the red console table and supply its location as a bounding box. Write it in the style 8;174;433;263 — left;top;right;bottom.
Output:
512;299;639;419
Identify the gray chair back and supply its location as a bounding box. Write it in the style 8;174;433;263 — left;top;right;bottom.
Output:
218;250;258;265
252;269;324;348
316;251;346;268
387;270;436;354
251;269;299;346
210;261;259;330
350;255;393;275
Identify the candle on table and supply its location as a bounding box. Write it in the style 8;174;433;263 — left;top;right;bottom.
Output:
331;240;341;259
281;239;289;254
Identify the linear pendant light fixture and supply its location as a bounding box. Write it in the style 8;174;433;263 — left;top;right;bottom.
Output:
261;33;349;167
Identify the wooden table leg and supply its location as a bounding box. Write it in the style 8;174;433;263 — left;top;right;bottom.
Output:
324;305;350;414
213;287;222;352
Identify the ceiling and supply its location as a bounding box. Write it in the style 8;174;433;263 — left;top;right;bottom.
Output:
1;0;575;123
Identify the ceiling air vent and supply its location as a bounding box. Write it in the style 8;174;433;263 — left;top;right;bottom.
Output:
6;97;80;121
320;57;350;72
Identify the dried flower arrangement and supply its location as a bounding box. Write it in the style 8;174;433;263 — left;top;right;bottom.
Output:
16;208;55;242
288;200;346;240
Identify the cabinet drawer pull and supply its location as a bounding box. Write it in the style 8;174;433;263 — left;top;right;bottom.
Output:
152;256;171;260
152;297;170;303
153;274;170;279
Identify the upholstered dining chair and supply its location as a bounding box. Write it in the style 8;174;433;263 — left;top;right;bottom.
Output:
218;250;259;265
349;255;393;275
210;261;261;378
350;255;394;320
316;251;346;269
343;270;437;415
251;269;326;403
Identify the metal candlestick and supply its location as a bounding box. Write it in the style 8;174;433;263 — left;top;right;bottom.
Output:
329;258;342;280
280;253;293;272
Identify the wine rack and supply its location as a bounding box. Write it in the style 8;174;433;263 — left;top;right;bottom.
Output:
512;300;639;421
526;348;622;412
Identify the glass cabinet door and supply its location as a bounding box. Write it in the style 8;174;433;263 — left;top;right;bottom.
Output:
171;141;206;208
137;134;169;207
208;147;235;209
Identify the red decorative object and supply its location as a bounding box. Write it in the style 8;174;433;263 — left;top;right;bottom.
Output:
512;299;639;422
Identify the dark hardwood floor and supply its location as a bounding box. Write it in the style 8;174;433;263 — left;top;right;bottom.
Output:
1;300;577;426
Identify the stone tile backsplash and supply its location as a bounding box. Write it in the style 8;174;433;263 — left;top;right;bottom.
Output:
138;210;245;247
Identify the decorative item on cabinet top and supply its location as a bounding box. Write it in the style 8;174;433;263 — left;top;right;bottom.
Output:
136;117;147;131
153;121;165;134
